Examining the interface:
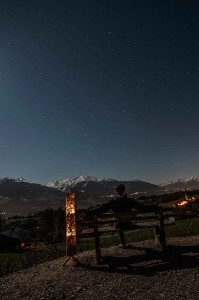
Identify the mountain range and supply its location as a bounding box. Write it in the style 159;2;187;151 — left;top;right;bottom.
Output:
1;176;199;216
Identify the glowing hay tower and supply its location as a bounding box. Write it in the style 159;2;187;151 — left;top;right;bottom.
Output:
62;191;79;266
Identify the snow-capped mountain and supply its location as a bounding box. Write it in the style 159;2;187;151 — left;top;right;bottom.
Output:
161;177;199;190
1;175;199;216
46;175;161;194
46;176;162;210
47;176;114;191
0;177;33;184
0;177;64;216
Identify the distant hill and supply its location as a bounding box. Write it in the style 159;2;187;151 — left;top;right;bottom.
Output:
47;175;162;195
160;177;199;191
1;175;199;216
0;177;65;217
47;176;162;206
0;176;161;216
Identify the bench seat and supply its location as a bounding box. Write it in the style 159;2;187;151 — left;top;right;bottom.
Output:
77;207;175;264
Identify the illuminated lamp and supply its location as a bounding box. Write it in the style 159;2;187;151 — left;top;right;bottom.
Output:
62;191;79;266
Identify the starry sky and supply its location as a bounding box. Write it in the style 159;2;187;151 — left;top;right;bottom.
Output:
1;0;199;184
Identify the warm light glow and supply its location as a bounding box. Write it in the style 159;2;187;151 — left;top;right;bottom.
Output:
177;192;197;207
177;200;188;206
65;192;76;256
20;242;25;248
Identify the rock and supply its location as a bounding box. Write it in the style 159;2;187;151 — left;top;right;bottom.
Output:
76;286;83;293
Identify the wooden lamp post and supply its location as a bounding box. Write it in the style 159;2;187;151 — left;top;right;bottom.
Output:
62;191;79;266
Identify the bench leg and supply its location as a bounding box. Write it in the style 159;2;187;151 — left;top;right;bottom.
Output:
158;207;167;252
119;230;126;247
94;223;101;265
159;227;167;252
154;226;166;251
154;226;167;252
154;226;162;248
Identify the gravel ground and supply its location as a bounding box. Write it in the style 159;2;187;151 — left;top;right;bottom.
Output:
0;236;198;300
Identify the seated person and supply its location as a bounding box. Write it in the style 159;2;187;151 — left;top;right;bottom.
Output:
83;184;159;248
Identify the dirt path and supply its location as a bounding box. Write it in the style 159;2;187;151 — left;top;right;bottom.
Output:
0;236;198;300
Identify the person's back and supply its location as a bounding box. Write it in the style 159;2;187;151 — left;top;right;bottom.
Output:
86;184;132;217
84;183;158;248
86;183;157;217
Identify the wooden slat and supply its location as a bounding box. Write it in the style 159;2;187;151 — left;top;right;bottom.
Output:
80;226;121;236
135;220;174;229
136;215;158;221
96;219;118;224
79;219;175;237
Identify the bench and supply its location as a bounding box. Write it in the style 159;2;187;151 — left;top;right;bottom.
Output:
77;206;175;264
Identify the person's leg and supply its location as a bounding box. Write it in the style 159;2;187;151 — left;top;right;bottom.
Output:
118;230;126;248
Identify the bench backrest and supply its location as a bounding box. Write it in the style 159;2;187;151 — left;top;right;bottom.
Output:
95;207;175;225
114;210;137;223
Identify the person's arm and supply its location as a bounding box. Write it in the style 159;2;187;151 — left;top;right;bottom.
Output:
86;199;114;219
129;198;158;213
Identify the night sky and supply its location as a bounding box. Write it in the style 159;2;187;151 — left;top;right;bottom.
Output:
1;0;199;184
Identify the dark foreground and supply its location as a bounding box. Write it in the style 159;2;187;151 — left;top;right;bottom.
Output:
0;236;198;300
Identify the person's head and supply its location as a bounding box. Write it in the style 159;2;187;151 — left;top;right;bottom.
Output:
116;184;125;196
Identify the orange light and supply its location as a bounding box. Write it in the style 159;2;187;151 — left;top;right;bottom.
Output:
20;242;25;248
65;192;76;257
177;200;188;206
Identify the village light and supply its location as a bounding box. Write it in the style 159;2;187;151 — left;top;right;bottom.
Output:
62;191;79;266
20;242;25;249
177;200;188;206
177;192;196;207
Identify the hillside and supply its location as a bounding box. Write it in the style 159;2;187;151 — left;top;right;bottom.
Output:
47;176;162;195
0;178;65;216
1;175;199;216
0;176;162;216
0;236;198;300
160;177;199;191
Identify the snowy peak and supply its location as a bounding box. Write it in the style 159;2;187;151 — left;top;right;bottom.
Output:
47;176;141;188
161;177;199;186
72;175;109;183
47;175;199;195
47;175;115;191
3;175;199;216
0;177;33;184
46;175;161;196
161;177;199;191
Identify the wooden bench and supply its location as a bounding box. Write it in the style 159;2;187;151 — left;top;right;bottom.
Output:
77;206;175;264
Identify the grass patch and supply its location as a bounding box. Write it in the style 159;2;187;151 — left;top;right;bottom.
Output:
77;217;199;251
1;217;198;277
0;244;66;278
165;217;199;237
